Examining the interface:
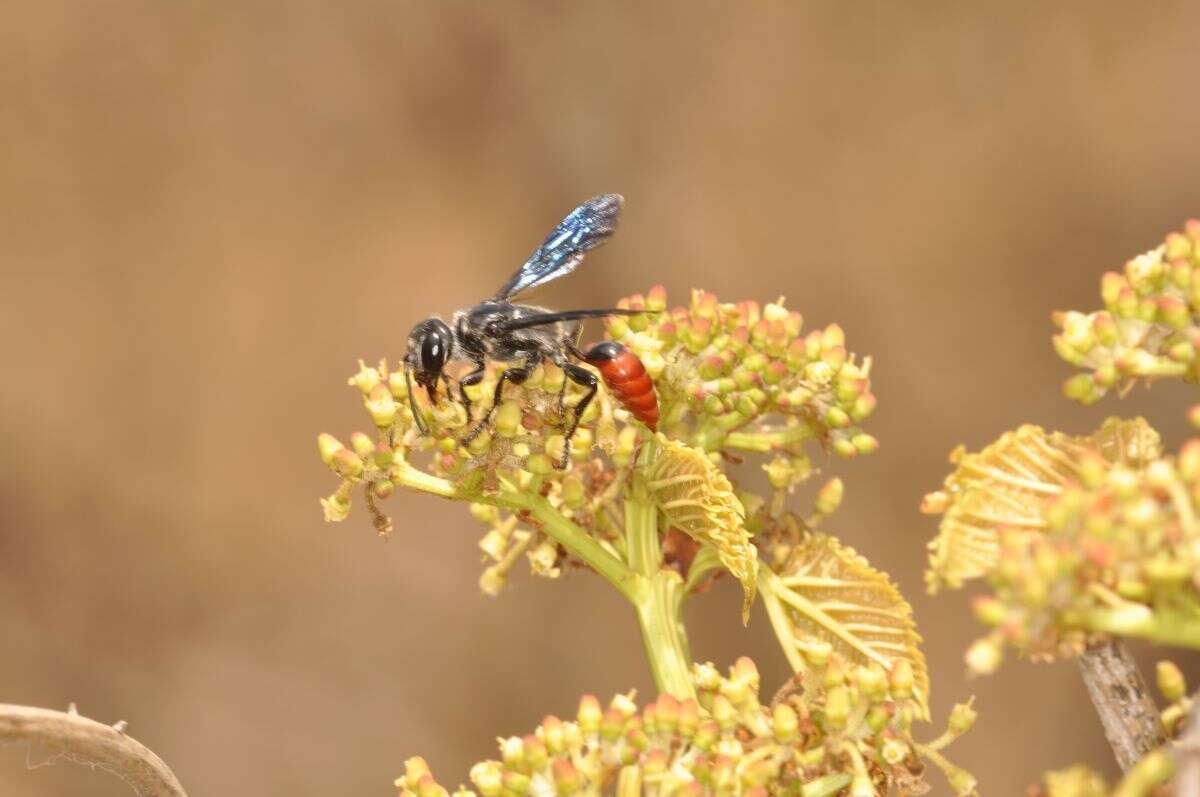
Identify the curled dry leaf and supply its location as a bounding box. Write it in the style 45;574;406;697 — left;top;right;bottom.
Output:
644;434;758;621
763;533;930;718
923;417;1161;593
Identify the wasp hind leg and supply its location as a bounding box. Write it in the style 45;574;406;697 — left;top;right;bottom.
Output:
557;361;598;470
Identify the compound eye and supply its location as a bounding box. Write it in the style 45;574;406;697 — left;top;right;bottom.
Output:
421;330;447;371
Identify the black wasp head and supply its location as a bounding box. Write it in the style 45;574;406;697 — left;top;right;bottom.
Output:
406;317;454;400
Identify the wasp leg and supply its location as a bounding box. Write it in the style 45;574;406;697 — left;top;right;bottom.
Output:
461;356;535;445
558;362;598;470
458;361;486;419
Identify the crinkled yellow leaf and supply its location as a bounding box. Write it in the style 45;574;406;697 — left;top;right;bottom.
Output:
764;534;929;717
645;434;758;621
924;417;1160;593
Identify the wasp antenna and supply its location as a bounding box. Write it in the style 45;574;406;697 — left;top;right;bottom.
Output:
404;360;429;435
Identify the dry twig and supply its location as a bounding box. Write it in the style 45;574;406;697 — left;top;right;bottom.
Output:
0;703;186;796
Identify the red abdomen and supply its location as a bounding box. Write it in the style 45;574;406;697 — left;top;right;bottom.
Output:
583;341;659;431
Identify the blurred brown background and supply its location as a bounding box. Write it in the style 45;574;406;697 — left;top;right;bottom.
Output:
3;2;1200;794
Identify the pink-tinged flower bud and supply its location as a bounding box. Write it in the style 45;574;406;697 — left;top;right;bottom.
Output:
1170;257;1191;289
763;361;787;385
1114;286;1138;318
500;772;529;794
331;449;364;478
852;433;879;455
1091;311;1118;345
824;407;850;429
539;715;565;754
850;393;877;422
551;759;580;794
1100;271;1126;308
416;774;447;797
1188;406;1200;430
655;693;680;734
1092;362;1118;388
920;490;949;514
645;284;668;311
370;480;395;499
1159;295;1191;328
1168;340;1195;362
402;758;433;789
971;596;1006;626
521;734;547;770
677;698;700;739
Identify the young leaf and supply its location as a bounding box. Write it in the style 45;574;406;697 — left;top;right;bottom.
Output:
923;418;1160;592
763;533;930;717
644;434;758;621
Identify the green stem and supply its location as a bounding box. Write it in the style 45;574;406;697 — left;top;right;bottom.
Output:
633;571;695;699
626;468;695;699
392;460;639;601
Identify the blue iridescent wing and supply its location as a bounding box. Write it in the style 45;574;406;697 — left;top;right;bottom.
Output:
493;193;623;300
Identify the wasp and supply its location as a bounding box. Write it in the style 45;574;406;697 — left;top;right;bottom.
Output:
404;194;659;468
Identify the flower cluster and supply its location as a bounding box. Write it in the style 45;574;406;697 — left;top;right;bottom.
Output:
1052;220;1200;404
924;416;1200;674
608;287;878;464
393;655;975;797
317;287;878;600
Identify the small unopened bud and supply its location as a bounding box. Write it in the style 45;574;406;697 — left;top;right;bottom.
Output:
947;699;977;735
365;383;397;427
772;703;798;742
317;433;345;465
823;685;850;730
965;636;1003;675
349;361;382;394
815;478;843;516
577;695;602;734
1156;660;1187;702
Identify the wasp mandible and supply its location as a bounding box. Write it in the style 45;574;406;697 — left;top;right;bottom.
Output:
404;194;659;468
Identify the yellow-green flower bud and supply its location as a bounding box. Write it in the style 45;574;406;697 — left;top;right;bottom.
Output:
365;383;397;427
350;431;375;458
317;433;345;465
551;759;580;794
772;703;798;742
888;660;914;698
947;699;977;735
577;695;602;734
348;360;382;394
1157;660;1187;702
815;478;843;516
331;449;364;478
823;685;849;730
494;400;522;437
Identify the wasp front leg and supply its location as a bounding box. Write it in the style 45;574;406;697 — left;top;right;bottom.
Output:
457;358;486;419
